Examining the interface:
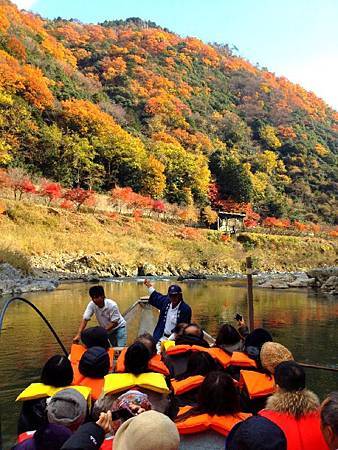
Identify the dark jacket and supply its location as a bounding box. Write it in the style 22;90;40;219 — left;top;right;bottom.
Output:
17;398;48;435
61;422;105;450
148;290;192;342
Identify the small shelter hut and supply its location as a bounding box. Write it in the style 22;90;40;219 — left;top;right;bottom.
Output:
217;211;246;234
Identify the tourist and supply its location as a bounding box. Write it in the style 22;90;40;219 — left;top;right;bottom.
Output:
17;355;74;434
175;351;219;380
60;411;114;450
321;391;338;450
215;323;244;352
259;361;328;449
134;332;157;357
244;328;273;360
47;388;88;431
114;410;180;450
92;390;152;437
13;423;72;450
239;342;293;414
124;342;151;375
81;326;110;350
226;415;287;450
175;371;251;437
73;346;110;400
73;285;127;347
143;279;191;343
171;352;219;407
175;322;210;347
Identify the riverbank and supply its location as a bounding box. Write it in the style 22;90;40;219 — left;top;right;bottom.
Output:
0;200;337;295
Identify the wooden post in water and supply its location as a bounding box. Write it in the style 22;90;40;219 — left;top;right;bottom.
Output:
246;256;254;332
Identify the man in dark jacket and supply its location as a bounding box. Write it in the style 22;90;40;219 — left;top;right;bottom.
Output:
144;279;192;343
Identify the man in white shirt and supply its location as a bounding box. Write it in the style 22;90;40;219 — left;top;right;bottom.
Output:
73;285;127;347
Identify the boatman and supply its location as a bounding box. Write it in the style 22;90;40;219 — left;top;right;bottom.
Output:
143;279;192;343
73;285;127;347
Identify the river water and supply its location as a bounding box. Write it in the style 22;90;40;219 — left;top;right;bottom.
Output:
0;278;337;447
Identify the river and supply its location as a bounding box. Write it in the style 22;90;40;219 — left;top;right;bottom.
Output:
0;278;337;447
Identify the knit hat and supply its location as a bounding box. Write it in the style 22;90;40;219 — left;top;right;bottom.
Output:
79;346;110;378
81;326;109;350
226;416;287;450
260;342;293;374
47;388;87;431
114;410;180;450
112;390;152;412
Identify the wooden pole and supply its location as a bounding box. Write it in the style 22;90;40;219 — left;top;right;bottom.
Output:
246;256;254;332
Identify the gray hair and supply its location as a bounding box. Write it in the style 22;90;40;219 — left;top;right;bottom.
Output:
321;391;338;435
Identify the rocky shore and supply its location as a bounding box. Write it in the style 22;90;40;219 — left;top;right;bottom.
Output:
0;252;337;297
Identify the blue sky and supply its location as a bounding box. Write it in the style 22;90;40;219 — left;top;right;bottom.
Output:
13;0;338;110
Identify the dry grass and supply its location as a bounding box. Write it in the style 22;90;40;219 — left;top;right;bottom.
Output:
0;200;336;273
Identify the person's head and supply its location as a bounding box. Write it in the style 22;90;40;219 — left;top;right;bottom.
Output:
79;346;110;378
216;324;242;347
14;423;73;450
184;351;218;377
46;388;87;431
184;323;203;339
321;392;338;450
167;285;182;307
135;333;157;357
89;285;105;307
260;342;293;374
244;328;273;360
197;371;240;415
274;361;306;392
81;326;109;350
173;323;188;336
124;342;151;375
40;355;73;387
114;410;180;450
226;416;287;450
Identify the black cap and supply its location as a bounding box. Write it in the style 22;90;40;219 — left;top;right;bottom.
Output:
79;346;110;379
226;416;287;450
168;285;182;295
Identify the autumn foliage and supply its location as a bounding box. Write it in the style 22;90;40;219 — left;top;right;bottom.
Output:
0;4;336;223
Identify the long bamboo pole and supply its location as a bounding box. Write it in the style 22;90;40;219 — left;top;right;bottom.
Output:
246;256;255;332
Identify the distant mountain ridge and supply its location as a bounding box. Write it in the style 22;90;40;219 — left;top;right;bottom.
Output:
0;1;337;222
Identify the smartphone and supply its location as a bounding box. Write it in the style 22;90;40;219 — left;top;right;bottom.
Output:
110;408;135;421
234;313;243;322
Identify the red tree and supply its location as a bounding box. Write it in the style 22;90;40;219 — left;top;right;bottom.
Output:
40;182;62;204
63;188;95;211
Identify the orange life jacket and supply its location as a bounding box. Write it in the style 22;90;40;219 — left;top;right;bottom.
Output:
165;344;231;368
230;352;257;368
176;406;251;437
72;366;105;401
171;375;205;395
239;370;276;399
70;344;115;371
116;348;169;376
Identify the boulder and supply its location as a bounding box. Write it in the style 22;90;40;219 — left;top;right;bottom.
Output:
321;276;338;295
177;272;207;281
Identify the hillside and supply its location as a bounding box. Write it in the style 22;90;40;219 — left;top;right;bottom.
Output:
0;199;336;277
0;1;337;223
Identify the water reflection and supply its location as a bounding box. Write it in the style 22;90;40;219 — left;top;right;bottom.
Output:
0;279;337;447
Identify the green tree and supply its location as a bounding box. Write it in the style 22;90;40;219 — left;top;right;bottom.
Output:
209;149;253;202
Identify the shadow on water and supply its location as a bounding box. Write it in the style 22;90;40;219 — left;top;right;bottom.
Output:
0;278;337;447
